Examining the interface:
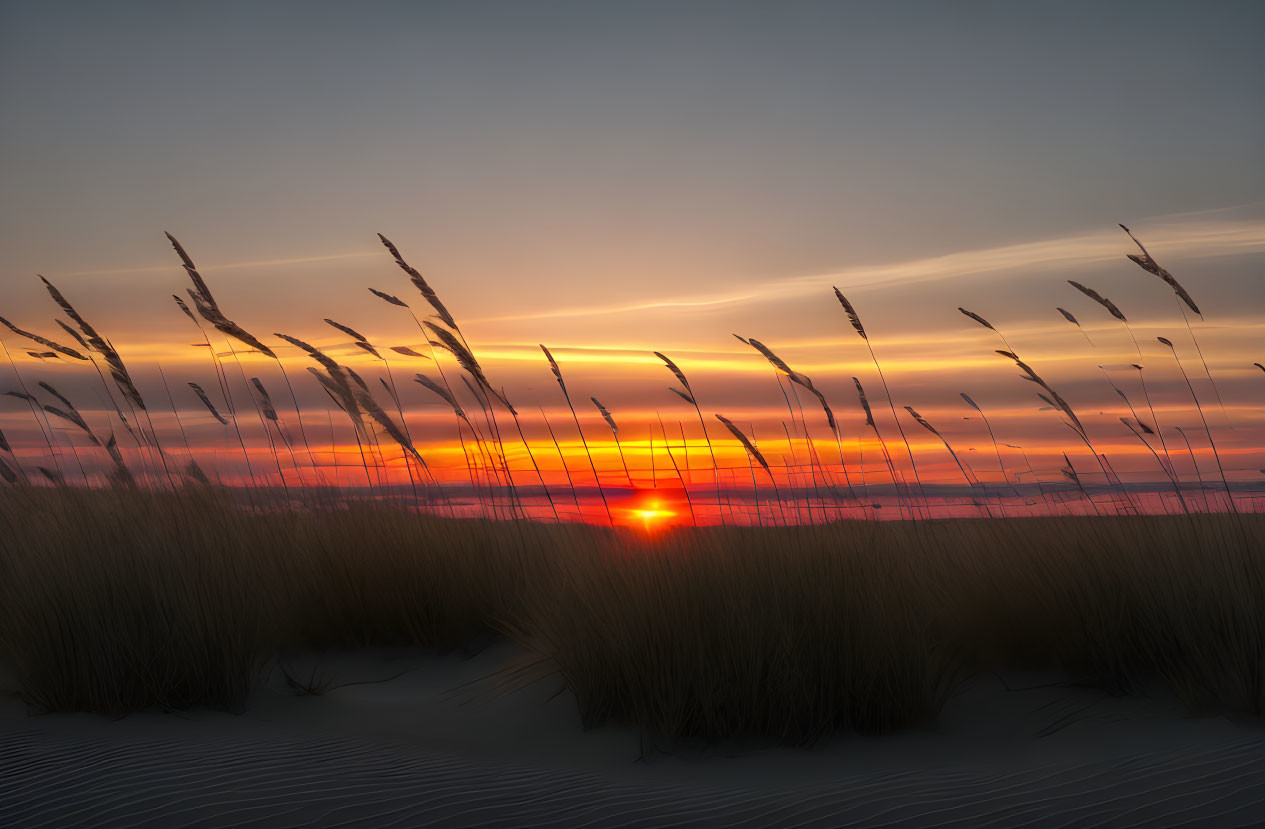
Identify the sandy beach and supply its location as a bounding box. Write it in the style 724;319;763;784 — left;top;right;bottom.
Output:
3;643;1262;828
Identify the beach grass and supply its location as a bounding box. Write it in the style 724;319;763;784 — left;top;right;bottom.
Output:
2;487;1260;739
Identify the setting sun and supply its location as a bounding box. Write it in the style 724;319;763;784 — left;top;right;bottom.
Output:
614;486;690;530
632;501;675;531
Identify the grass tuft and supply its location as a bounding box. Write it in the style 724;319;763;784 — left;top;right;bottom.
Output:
3;490;1260;736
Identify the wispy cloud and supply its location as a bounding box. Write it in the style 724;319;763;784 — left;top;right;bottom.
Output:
470;217;1265;324
60;250;379;278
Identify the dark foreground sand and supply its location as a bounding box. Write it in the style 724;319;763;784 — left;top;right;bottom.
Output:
2;644;1263;828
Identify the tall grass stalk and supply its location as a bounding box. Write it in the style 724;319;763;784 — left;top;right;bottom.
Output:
837;289;929;518
656;351;728;525
539;403;585;521
541;345;612;525
592;397;634;489
1121;224;1229;419
1159;337;1237;514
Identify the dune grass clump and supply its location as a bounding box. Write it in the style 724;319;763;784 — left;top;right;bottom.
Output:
521;524;959;742
274;502;550;649
519;514;1264;741
0;488;1262;736
929;514;1265;712
0;488;273;713
0;489;535;713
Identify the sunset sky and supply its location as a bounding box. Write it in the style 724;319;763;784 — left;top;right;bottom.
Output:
1;1;1263;517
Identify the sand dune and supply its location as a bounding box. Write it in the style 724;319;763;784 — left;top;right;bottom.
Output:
2;645;1263;828
5;730;1264;828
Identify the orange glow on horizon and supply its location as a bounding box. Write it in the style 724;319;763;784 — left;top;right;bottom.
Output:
2;223;1262;522
632;503;676;532
612;488;690;530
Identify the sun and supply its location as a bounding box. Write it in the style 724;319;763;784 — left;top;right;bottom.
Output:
631;499;676;532
614;487;689;531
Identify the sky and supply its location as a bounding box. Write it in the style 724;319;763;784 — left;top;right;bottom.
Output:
1;1;1263;517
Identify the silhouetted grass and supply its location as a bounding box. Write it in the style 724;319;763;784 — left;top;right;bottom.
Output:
2;488;1260;737
0;488;272;713
0;488;544;712
520;523;958;741
1;224;1260;742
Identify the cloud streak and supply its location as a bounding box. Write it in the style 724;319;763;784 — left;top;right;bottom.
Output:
60;250;379;279
469;217;1265;324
